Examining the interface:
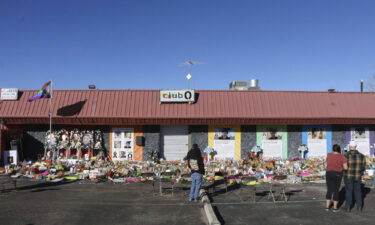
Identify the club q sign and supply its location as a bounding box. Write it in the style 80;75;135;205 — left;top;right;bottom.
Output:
160;90;195;103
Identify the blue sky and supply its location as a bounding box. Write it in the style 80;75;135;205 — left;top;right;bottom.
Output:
1;0;375;91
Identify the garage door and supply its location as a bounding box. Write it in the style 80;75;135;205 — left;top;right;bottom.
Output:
161;126;189;160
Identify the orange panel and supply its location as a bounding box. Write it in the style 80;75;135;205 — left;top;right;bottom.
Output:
133;126;143;161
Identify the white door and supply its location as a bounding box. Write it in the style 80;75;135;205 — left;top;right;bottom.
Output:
161;126;189;160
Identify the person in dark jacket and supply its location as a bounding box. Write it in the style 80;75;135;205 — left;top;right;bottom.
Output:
185;143;205;202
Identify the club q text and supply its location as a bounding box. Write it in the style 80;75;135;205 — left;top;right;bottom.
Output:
160;90;195;103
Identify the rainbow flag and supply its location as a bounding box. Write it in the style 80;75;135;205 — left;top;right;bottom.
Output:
28;81;52;102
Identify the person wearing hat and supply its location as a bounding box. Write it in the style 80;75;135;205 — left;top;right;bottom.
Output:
185;143;205;202
344;140;366;212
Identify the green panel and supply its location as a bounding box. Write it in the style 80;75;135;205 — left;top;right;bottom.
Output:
256;125;288;158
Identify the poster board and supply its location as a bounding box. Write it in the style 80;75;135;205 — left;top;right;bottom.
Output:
307;127;327;157
257;126;287;159
302;125;331;157
213;128;235;159
350;127;370;155
111;128;134;161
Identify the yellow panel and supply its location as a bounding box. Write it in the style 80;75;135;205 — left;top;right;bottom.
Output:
208;126;215;148
234;126;241;160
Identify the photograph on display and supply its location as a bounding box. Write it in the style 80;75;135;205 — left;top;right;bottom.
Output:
350;127;370;155
120;151;126;158
308;128;326;140
124;131;132;139
7;156;14;164
112;128;135;160
125;141;131;149
82;133;93;149
112;150;119;159
114;131;122;140
351;127;368;140
262;128;282;140
214;128;235;140
306;127;328;157
213;127;236;159
260;127;284;158
114;141;121;149
46;133;57;148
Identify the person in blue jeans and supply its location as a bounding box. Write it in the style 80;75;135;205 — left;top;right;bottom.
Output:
344;141;366;212
185;144;205;202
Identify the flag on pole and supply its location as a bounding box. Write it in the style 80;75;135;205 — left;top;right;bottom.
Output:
28;81;52;102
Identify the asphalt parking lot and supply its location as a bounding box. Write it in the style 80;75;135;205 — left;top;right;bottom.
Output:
208;181;375;225
0;180;206;225
1;180;374;225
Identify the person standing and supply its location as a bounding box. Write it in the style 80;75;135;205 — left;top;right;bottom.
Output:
185;144;205;202
325;144;347;212
344;141;366;212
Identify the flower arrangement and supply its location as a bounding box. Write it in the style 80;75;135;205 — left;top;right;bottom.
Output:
203;146;217;161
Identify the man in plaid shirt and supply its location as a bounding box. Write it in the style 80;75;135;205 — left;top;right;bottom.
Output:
344;141;366;212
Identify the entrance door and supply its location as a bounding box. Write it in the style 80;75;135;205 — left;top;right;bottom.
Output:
161;126;189;160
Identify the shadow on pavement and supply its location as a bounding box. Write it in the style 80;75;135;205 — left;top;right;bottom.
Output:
15;180;77;192
212;205;226;225
206;182;241;198
338;184;372;209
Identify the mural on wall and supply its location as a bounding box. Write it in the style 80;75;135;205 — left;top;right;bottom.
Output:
350;127;370;155
214;128;235;159
112;128;134;161
302;125;331;157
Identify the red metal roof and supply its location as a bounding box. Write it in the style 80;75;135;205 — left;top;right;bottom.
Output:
1;90;375;125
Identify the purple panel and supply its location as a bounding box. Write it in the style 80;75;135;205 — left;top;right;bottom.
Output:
345;130;351;144
370;129;375;156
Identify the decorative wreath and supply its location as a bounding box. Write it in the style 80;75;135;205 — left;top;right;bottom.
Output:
93;130;103;150
81;130;94;149
70;129;82;150
45;130;59;151
58;129;70;150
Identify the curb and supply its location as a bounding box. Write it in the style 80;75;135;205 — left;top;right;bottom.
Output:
200;189;221;225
